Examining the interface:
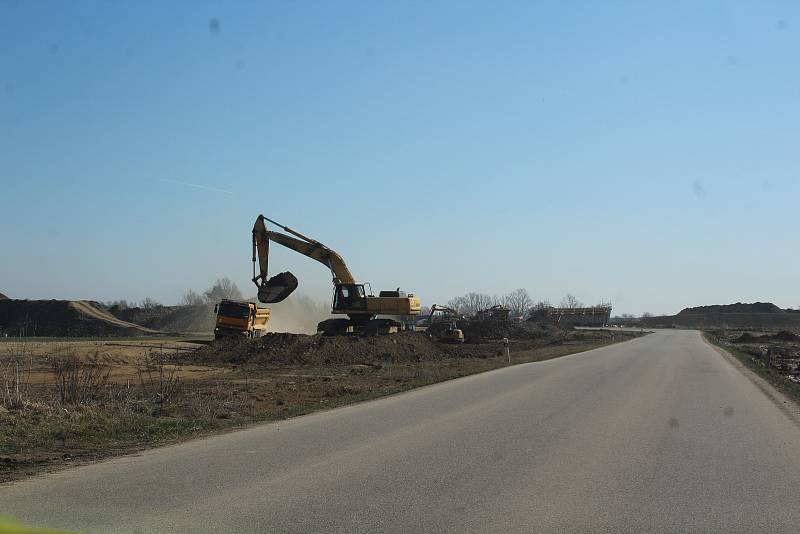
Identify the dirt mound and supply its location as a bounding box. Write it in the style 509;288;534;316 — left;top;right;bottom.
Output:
109;304;215;333
457;320;569;344
642;311;800;329
772;330;800;342
0;299;159;337
733;332;759;343
195;331;449;366
678;302;784;315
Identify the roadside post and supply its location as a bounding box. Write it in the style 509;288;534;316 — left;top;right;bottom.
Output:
503;337;510;363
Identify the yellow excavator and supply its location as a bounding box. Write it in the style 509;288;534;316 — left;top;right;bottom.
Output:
425;304;464;344
251;215;421;335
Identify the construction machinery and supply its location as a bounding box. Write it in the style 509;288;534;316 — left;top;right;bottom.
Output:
476;304;511;322
251;215;421;335
213;299;270;340
425;304;464;344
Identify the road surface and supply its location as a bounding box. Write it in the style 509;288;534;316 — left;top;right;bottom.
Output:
2;329;800;533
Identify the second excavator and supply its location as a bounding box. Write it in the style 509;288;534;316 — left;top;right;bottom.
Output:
424;304;464;344
251;215;421;335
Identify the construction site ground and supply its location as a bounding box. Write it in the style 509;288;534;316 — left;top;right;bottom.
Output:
0;326;644;482
705;328;800;406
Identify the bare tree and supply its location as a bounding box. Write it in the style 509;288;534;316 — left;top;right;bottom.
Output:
470;292;495;315
505;289;533;319
204;278;243;304
182;290;205;306
140;298;162;310
531;300;551;311
560;294;583;309
641;312;654;319
446;296;465;314
447;292;494;317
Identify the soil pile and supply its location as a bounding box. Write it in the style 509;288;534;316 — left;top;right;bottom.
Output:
457;320;569;344
678;302;784;315
0;300;159;337
642;302;800;329
733;332;758;343
108;304;214;333
772;330;800;342
196;331;449;366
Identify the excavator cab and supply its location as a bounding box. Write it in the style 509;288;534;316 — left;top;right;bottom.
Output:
333;283;368;312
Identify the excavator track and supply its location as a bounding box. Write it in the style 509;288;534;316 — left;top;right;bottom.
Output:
317;318;402;336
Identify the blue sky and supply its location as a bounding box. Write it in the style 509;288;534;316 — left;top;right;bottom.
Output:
1;0;798;315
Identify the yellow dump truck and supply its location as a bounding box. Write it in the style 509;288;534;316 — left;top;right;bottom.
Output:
213;299;270;340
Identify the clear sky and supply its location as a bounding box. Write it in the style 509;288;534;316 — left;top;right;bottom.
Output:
1;0;798;316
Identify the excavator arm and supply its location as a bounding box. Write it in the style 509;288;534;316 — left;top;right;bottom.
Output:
252;215;356;303
430;304;460;317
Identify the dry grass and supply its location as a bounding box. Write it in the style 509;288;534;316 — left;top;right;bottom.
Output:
0;341;33;410
52;353;112;405
137;348;181;414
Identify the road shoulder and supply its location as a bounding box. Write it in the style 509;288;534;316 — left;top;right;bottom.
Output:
703;332;800;429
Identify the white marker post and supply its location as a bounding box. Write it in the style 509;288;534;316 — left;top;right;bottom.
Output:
503;337;510;363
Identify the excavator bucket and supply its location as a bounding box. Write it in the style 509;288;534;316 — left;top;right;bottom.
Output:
257;271;299;303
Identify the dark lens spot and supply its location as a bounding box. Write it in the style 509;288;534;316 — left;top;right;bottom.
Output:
668;417;679;428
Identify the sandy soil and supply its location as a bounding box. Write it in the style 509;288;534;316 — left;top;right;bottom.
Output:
0;338;222;384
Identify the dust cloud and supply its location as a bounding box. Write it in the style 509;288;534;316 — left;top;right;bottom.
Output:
257;293;332;334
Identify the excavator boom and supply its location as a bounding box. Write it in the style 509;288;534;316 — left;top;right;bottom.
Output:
252;215;355;303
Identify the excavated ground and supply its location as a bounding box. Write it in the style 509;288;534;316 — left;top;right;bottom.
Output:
108;304;216;334
192;322;631;367
640;303;800;330
197;331;448;366
456;319;570;344
0;300;160;337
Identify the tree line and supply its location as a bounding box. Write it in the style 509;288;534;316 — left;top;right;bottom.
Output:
111;281;647;320
440;290;606;320
105;278;244;310
181;278;243;306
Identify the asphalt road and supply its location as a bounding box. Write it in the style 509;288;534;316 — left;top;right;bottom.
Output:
3;330;800;533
